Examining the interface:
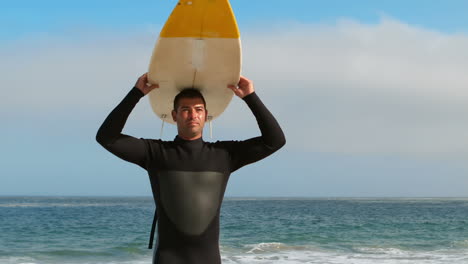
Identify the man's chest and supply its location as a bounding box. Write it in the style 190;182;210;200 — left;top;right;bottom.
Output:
151;145;232;172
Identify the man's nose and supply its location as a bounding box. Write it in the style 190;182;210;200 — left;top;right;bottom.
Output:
188;109;197;119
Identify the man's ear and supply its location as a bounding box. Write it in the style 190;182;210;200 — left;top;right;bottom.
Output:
204;109;208;121
171;110;177;122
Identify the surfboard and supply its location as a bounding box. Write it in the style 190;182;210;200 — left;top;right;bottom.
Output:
147;0;241;124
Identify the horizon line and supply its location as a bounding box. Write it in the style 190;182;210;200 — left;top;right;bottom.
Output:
1;195;467;200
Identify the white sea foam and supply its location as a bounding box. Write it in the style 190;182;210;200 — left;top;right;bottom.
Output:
221;243;468;264
0;203;134;208
0;256;153;264
0;257;37;264
3;247;468;264
245;242;289;253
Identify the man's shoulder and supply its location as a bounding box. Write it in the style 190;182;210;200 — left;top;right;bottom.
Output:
208;137;260;145
206;139;243;148
141;138;174;146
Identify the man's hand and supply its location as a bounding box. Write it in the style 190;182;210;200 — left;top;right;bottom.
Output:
135;73;159;95
227;75;255;99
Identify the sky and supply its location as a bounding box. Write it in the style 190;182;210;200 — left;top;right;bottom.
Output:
1;0;468;197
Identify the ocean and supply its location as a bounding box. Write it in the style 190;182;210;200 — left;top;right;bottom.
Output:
1;197;467;264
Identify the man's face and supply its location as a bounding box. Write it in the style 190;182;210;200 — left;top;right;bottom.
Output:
172;97;207;140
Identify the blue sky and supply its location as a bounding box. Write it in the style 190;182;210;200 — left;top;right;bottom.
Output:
3;0;468;39
2;0;468;197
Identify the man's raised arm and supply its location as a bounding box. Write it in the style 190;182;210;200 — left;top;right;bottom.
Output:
96;73;158;168
227;76;286;171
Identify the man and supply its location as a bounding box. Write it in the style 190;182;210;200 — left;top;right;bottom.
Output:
96;73;285;264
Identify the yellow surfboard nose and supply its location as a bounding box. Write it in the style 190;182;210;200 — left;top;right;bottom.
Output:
160;0;240;38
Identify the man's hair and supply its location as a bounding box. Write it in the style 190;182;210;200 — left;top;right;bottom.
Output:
173;88;206;111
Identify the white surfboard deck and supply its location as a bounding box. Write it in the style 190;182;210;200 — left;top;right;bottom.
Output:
147;0;241;124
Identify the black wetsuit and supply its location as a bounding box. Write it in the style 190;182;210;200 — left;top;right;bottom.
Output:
96;87;285;264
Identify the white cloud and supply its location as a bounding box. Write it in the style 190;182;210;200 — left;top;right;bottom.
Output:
237;18;468;157
0;29;160;111
2;18;468;157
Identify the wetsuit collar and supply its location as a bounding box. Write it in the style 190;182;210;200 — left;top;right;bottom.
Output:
174;135;204;144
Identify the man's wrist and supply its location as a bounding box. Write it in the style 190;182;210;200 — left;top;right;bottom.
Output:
132;86;145;98
242;91;257;101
